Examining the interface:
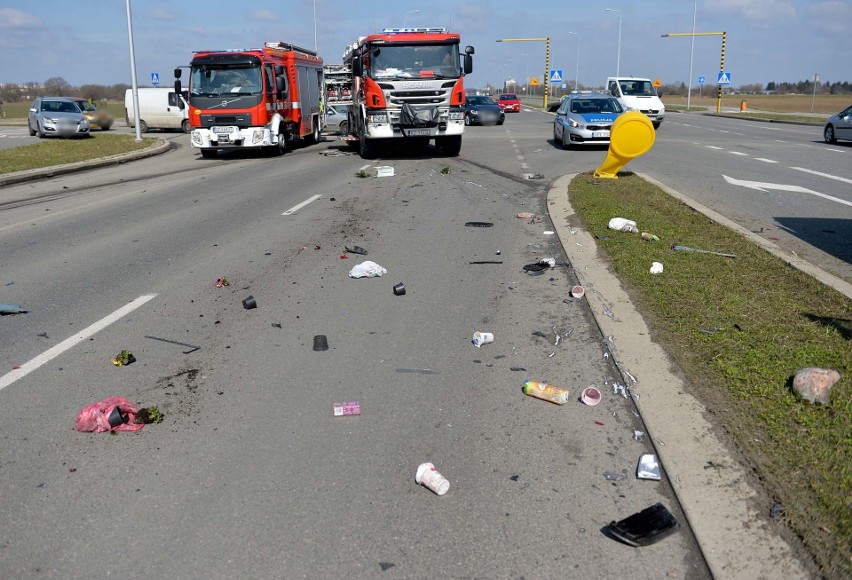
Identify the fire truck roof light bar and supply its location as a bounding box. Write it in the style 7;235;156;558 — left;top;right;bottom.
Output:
381;27;448;34
192;42;318;57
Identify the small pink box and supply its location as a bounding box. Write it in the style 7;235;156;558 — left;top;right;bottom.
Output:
333;401;361;416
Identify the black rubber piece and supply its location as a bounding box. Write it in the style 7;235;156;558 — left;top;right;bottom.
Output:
107;406;127;428
393;283;406;295
345;245;368;255
464;221;493;227
313;335;329;351
242;295;257;310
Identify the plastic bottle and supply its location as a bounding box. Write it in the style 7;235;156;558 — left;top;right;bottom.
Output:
523;380;571;405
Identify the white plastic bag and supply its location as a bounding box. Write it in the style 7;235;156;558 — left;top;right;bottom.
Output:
650;262;664;274
608;217;639;233
348;261;387;278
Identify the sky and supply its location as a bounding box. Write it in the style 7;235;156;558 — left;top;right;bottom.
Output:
1;0;850;92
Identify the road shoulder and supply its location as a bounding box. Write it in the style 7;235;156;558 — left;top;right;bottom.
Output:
0;138;171;188
548;174;813;580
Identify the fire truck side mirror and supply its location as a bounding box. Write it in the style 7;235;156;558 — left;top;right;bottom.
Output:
463;54;473;75
465;46;475;55
276;76;287;98
174;68;182;79
174;80;185;109
352;57;362;78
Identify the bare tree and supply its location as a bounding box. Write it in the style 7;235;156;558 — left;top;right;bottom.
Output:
43;76;72;96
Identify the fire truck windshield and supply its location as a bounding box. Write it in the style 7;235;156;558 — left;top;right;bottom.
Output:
369;44;460;79
190;65;263;97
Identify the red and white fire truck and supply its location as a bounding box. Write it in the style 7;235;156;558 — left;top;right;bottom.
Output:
341;27;473;158
174;42;323;158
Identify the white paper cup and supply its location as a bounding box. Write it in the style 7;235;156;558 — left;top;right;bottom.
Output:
415;462;450;496
472;331;494;348
581;386;601;406
571;285;585;299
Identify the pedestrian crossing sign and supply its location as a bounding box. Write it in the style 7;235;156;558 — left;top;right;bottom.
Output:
717;72;731;85
549;69;563;83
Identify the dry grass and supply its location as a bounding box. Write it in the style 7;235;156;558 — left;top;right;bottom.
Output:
661;93;850;115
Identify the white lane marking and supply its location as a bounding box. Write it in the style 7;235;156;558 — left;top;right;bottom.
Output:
754;158;779;163
730;151;748;156
0;294;158;391
719;130;729;134
723;175;852;207
825;148;845;153
790;166;852;185
706;146;723;150
282;194;322;216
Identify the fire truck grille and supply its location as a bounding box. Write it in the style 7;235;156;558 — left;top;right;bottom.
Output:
380;81;457;107
211;116;238;124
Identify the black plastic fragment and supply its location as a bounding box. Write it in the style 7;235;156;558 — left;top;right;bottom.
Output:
469;261;504;264
465;221;493;227
313;335;329;351
606;503;679;547
345;245;368;255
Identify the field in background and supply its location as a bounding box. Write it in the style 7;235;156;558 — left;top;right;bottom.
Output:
661;93;849;116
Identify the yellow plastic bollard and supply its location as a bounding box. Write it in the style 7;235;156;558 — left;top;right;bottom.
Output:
740;99;747;112
593;111;656;179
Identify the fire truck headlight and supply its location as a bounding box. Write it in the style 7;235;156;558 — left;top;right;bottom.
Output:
367;113;387;124
192;132;203;146
448;112;465;120
252;129;265;144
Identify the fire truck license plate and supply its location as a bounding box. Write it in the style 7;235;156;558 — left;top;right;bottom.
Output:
406;129;431;136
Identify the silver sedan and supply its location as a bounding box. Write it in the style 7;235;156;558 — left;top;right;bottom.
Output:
28;97;91;138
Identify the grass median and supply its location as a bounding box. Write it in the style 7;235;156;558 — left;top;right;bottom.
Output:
569;172;850;577
0;134;156;174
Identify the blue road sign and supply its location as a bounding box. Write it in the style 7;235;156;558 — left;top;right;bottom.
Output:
151;73;160;86
549;69;563;84
716;72;731;85
698;76;706;84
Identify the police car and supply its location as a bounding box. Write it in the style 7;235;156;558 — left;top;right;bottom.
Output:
552;91;624;148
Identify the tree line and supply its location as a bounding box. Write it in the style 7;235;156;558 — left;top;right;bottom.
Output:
0;77;132;103
659;79;851;97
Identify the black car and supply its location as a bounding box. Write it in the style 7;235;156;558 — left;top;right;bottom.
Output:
463;95;505;126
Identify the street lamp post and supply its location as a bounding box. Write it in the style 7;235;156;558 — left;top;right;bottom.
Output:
567;32;580;91
605;8;622;77
124;0;142;142
686;0;697;109
404;9;420;26
313;0;318;52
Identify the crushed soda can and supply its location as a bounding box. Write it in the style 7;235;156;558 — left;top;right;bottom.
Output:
523;380;570;405
333;401;361;416
472;331;494;347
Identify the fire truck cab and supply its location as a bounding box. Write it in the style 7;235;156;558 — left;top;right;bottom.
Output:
343;28;473;159
175;42;323;158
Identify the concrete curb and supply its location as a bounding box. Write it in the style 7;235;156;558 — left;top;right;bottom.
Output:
0;138;172;187
548;174;812;580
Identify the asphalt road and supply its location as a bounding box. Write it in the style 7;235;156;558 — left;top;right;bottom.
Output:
0;118;713;578
632;113;852;283
2;108;834;577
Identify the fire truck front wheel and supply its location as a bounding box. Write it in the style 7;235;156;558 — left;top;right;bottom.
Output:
359;131;377;160
437;135;462;157
275;130;288;156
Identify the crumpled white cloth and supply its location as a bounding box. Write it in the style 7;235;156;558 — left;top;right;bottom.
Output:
348;261;387;278
649;262;664;275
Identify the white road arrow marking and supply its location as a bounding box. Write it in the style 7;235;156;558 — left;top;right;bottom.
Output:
790;167;852;185
722;175;852;207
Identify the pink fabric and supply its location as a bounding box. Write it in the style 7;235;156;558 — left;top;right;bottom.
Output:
75;396;144;432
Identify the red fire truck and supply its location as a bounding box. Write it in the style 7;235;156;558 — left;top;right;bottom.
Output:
174;42;323;158
341;27;473;158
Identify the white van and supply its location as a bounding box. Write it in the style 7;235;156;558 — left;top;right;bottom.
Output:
124;88;190;132
605;76;665;128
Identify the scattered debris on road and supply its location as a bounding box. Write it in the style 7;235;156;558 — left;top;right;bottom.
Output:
333;401;361;416
637;454;662;480
415;462;450;496
111;349;136;366
348;261;387;278
671;243;736;258
606;503;679;546
793;367;840;404
144;335;201;354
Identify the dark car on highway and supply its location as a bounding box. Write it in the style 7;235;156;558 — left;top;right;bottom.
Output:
463;95;505;126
